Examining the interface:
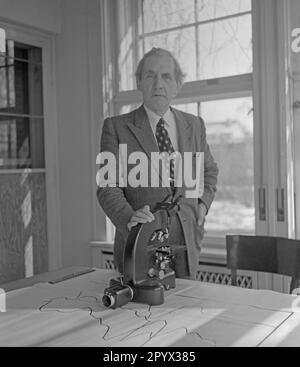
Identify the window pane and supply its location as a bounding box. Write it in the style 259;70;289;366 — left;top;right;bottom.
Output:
119;0;253;91
201;97;254;237
197;0;251;22
0;41;15;109
118;0;135;91
118;39;135;91
0;28;5;53
0;41;43;115
119;104;141;114
198;14;252;79
141;27;197;82
142;0;195;33
173;102;198;115
0;116;44;169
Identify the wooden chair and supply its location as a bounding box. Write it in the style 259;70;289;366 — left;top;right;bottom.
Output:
226;235;300;293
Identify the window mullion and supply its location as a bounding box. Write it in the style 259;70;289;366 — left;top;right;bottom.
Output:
114;74;253;107
175;74;252;103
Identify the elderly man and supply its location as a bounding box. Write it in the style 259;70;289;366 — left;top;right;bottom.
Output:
97;48;218;279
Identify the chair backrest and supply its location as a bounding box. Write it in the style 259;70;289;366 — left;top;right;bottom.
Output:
226;235;300;293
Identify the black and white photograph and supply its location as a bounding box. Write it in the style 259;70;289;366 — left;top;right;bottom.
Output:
0;0;300;350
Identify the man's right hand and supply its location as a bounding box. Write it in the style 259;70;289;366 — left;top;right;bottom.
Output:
127;205;155;231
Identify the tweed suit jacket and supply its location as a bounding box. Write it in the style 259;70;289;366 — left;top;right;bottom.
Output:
97;105;218;278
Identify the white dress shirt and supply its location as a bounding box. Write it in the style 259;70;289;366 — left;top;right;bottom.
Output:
143;104;179;152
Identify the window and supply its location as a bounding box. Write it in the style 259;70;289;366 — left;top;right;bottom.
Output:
112;0;254;240
200;97;254;236
140;0;252;81
101;0;295;253
0;24;58;282
0;38;44;169
117;0;252;91
169;97;254;237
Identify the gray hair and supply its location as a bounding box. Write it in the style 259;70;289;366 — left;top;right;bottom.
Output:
135;48;186;87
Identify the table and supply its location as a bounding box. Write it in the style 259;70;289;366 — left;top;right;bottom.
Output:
1;267;300;347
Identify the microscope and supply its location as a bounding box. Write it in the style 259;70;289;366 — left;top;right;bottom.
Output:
102;195;181;309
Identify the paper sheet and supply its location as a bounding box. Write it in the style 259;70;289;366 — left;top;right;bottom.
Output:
1;269;299;347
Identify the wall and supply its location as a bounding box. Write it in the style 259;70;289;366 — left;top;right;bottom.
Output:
0;0;107;270
55;0;105;267
0;0;62;33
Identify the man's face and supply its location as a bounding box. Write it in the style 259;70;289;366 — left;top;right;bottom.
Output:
137;54;180;116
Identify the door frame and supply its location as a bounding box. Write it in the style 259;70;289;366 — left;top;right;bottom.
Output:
0;21;62;271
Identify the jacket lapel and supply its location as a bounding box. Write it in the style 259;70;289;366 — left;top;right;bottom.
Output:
127;105;159;159
127;105;172;194
171;107;193;155
171;107;194;198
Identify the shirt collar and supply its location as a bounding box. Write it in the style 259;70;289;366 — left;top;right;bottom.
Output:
143;104;173;131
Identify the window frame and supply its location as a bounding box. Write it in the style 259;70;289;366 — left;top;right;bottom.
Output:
100;0;296;264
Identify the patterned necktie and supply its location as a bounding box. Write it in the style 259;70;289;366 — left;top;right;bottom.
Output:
155;118;175;188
